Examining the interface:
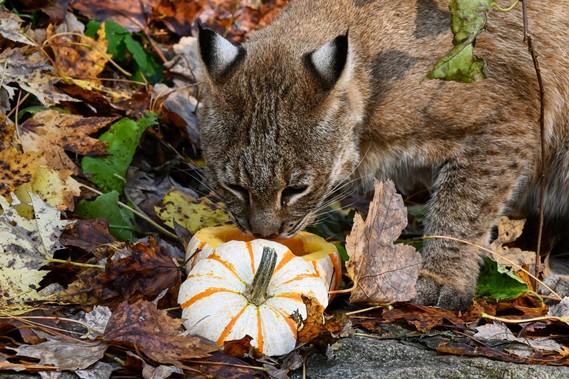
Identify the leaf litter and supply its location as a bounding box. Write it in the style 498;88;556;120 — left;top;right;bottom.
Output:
2;0;569;376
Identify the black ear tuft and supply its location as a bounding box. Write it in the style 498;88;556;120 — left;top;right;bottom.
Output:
198;25;246;81
304;32;349;91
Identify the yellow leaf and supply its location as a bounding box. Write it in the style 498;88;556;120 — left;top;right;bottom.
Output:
31;165;81;211
155;189;231;234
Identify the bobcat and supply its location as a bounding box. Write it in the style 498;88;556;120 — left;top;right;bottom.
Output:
193;0;569;310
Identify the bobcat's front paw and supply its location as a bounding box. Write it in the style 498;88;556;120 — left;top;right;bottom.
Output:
414;270;474;310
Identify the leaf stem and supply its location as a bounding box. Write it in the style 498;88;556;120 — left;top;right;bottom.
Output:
48;258;104;269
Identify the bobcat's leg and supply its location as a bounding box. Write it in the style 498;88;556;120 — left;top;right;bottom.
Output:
415;139;531;310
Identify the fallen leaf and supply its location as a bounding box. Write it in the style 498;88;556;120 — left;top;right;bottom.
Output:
15;336;107;370
223;335;253;358
103;300;218;364
490;216;535;272
25;165;81;211
70;0;157;33
20;109;114;175
476;257;529;302
0;148;41;197
155;188;231;234
79;306;113;340
474;321;564;355
345;180;421;303
98;236;181;302
382;303;464;333
0;47;79;106
0;8;35;45
81;113;157;193
60;219;117;252
297;295;325;344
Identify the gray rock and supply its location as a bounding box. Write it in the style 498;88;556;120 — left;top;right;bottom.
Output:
295;336;569;379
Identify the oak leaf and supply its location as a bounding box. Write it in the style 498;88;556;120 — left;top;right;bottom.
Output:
345;180;421;303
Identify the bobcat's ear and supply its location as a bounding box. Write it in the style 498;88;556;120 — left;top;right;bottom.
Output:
304;33;350;91
198;24;245;81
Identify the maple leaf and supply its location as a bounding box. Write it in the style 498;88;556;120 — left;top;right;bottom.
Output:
0;193;75;308
20;109;114;174
0;8;35;45
345;180;422;303
103;300;218;365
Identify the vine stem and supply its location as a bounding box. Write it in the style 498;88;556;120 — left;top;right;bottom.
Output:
243;247;277;306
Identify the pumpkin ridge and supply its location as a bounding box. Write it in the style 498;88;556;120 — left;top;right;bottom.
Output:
209;252;246;284
265;303;298;338
273;250;295;274
217;304;249;345
180;287;239;309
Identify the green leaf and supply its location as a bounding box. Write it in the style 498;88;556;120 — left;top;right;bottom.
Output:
427;0;492;82
476;256;529;302
74;191;137;241
81;113;158;193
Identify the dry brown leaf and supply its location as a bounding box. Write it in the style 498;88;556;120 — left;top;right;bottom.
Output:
0;114;16;150
103;300;218;364
70;0;157;32
345;180;421;303
490;216;535;271
46;23;111;81
20;109;114;174
223;335;253;358
297;295;325;344
381;303;464;333
14;337;107;370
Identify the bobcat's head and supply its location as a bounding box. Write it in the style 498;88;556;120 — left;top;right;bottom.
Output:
195;26;366;238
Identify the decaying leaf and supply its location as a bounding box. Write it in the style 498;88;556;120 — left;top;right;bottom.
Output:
490;216;535;271
0;7;36;45
0;148;41;197
20;109;114;175
345;180;421;303
103;300;218;364
0;48;79;106
297;295;325;344
474;321;564;356
0;193;74;307
155;188;231;234
27;165;81;211
15;336;108;370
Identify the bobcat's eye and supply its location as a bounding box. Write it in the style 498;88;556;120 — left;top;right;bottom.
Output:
281;185;309;206
224;183;250;202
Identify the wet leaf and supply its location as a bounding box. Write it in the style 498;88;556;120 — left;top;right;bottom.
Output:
345;180;422;303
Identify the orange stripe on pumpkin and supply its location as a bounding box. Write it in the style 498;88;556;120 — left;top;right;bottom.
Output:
273;250;294;274
188;241;207;267
330;252;342;288
280;272;320;286
256;308;264;352
217;305;248;345
180;287;238;309
210;252;245;284
246;241;255;275
273;291;303;302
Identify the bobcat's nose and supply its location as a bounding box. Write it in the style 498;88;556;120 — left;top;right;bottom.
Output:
249;211;282;239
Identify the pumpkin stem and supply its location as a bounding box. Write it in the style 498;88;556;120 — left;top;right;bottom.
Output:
244;247;277;306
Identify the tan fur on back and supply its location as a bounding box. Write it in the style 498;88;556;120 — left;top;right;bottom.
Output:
196;0;569;309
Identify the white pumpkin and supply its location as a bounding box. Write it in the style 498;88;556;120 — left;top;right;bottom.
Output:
178;239;329;356
185;225;342;293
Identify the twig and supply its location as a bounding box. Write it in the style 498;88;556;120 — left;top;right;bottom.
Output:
521;0;546;291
